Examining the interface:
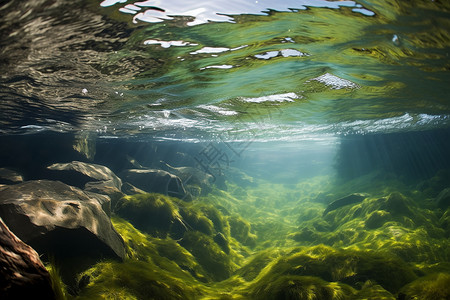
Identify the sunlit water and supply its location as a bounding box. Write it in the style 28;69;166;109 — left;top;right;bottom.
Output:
1;1;450;298
1;0;449;141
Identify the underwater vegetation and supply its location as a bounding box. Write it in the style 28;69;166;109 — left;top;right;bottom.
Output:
61;165;450;299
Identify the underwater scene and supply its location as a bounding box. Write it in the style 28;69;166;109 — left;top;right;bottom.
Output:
1;0;450;299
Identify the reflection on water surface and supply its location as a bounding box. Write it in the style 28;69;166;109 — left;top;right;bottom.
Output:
0;0;449;140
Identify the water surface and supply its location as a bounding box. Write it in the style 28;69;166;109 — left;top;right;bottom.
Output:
1;0;449;140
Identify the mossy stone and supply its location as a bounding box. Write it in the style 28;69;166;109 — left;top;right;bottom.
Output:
365;210;391;229
398;273;450;300
382;192;411;216
114;193;180;238
179;231;234;281
248;275;355;300
229;215;257;247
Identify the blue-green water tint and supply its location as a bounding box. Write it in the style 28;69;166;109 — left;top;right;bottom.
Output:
1;0;450;299
1;0;449;140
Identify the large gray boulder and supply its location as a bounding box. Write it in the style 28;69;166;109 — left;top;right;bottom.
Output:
47;161;124;203
0;180;125;285
120;169;191;201
0;217;57;299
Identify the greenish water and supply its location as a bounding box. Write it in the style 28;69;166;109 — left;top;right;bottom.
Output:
1;0;450;299
1;0;449;139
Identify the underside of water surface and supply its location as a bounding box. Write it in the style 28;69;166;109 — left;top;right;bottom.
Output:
1;0;450;299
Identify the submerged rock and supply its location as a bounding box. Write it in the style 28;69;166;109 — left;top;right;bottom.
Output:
0;217;57;300
365;210;391;229
398;273;450;300
47;161;123;203
0;180;125;285
323;193;368;216
114;193;187;239
246;245;416;294
47;161;121;186
120;168;191;200
161;161;213;195
0;168;24;185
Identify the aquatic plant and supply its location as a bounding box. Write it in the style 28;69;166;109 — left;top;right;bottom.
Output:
398;273;450;300
228;215;257;247
114;193;181;238
179;231;236;281
111;216;208;282
247;275;355;300
245;245;416;294
45;261;69;300
236;249;280;281
352;281;395;300
77;260;204;300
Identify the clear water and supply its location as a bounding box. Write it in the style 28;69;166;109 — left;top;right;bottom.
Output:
1;0;450;299
1;0;449;140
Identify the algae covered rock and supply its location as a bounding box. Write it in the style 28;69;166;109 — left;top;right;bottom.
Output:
382;192;412;216
228;215;257;247
114;193;186;239
179;231;234;281
0;218;57;300
353;281;395;300
248;274;355;300
77;260;202;300
323;193;368;216
398;273;450;300
0;180;125;285
365;210;391;229
247;245;416;294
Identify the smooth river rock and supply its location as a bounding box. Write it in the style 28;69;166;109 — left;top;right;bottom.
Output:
0;180;125;284
47;161;124;203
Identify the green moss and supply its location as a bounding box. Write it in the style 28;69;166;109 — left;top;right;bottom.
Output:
247;275;355;300
236;249;280;281
179;206;215;236
45;262;69;300
112;216;209;282
352;281;395;300
200;205;229;235
114;193;181;238
399;273;450;300
248;245;416;293
63;171;450;299
228;215;257;247
289;227;319;243
365;210;391;229
77;260;204;300
179;231;235;281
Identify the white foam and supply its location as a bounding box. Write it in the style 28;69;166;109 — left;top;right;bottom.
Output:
310;73;360;89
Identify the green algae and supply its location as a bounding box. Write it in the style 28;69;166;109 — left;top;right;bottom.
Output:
114;193;182;238
398;273;450;300
247;275;355;300
228;215;257;247
69;166;450;299
179;231;235;282
45;261;70;300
